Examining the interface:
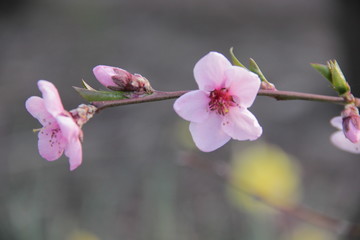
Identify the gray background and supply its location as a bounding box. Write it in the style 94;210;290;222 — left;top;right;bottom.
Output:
1;0;359;239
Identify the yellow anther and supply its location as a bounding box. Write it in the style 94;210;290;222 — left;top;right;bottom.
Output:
32;128;42;133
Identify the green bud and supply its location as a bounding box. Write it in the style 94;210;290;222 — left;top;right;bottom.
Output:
328;60;350;96
311;60;350;96
229;47;246;68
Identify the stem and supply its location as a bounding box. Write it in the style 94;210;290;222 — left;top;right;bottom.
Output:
258;89;359;105
92;89;360;111
93;91;188;111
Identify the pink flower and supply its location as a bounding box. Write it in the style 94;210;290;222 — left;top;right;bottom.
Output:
330;116;360;153
25;80;83;170
174;52;262;152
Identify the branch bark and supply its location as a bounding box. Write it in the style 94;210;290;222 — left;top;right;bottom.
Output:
92;89;360;111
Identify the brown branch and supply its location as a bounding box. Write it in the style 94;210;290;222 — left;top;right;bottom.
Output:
92;91;188;111
92;89;360;111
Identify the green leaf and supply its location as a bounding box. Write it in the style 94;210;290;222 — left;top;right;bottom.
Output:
229;47;246;68
310;63;332;83
73;87;127;102
248;58;268;83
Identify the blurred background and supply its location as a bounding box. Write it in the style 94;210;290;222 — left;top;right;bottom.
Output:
1;0;360;239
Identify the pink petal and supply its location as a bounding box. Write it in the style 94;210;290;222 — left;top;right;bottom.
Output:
25;96;56;126
37;80;65;117
56;115;83;170
189;113;231;152
193;52;232;91
331;131;360;154
56;115;81;143
330;116;342;130
38;127;65;161
344;119;360;143
225;66;261;108
64;138;82;171
222;107;262;141
173;90;210;123
93;65;121;88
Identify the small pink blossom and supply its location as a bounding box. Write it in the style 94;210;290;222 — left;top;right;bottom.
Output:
330;116;360;154
25;80;83;170
342;115;360;143
174;52;262;152
93;65;132;89
341;105;360;143
93;65;153;93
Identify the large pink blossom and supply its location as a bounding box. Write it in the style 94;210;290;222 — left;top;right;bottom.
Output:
330;116;360;153
174;52;262;152
25;80;83;170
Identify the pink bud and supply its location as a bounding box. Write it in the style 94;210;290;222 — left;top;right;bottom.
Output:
340;105;360;143
93;65;132;89
342;115;360;143
93;65;153;93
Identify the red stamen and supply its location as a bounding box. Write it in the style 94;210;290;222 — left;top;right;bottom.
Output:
208;88;237;115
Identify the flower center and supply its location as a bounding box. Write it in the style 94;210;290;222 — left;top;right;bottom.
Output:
208;88;237;115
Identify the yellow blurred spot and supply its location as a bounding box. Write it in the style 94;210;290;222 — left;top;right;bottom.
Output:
174;120;196;150
288;224;335;240
67;230;100;240
227;143;301;214
32;128;42;133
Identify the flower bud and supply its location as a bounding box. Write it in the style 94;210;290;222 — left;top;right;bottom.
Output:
327;60;350;96
311;60;351;97
93;65;132;89
341;105;360;143
93;65;153;93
